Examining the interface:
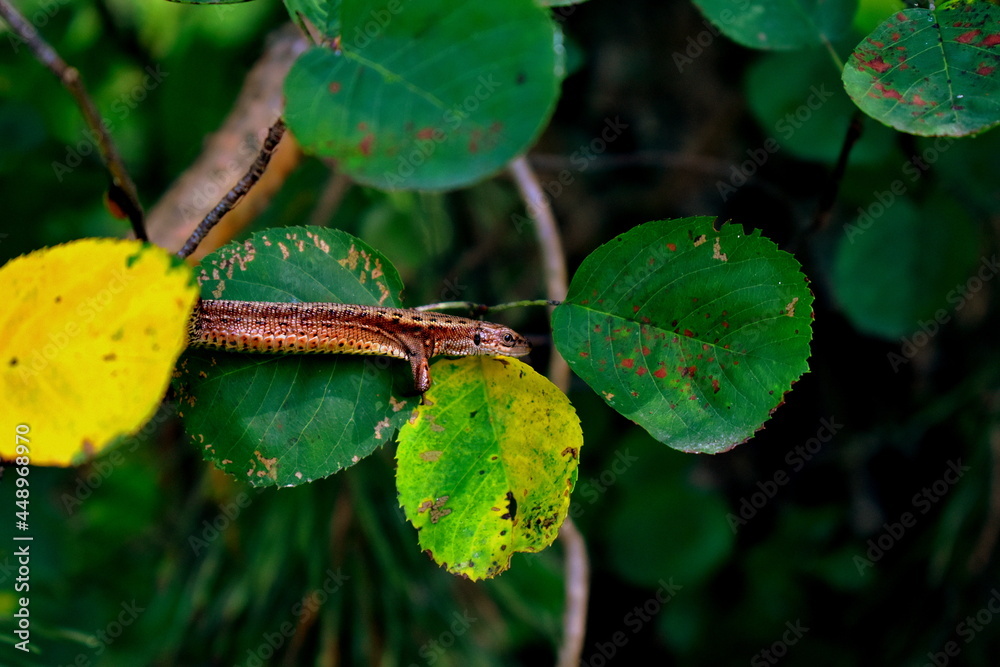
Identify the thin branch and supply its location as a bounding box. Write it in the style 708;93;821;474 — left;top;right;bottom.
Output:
508;156;571;388
0;0;146;241
177;118;287;259
809;112;864;237
307;168;352;227
414;299;561;314
508;155;588;667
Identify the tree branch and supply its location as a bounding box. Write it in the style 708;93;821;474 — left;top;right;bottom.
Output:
508;155;589;667
177;118;287;259
0;0;146;240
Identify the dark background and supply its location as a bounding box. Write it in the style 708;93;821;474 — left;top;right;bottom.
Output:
2;0;1000;664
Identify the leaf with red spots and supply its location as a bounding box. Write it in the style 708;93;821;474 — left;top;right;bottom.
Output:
552;218;814;454
843;4;1000;136
284;0;562;190
691;0;857;51
174;226;419;487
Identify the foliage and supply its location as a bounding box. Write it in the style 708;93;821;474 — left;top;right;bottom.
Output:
1;0;1000;664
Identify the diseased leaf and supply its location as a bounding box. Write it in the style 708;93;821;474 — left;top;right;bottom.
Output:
396;357;581;580
174;226;418;487
843;4;1000;137
691;0;857;51
552;218;813;454
284;0;563;190
0;240;197;466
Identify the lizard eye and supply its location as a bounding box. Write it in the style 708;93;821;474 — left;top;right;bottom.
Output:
502;333;515;346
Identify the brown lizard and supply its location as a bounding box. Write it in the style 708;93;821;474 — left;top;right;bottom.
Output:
187;299;532;393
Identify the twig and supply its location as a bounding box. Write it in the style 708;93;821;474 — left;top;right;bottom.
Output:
307;168;352;227
508;155;588;667
146;24;304;254
508;156;571;389
414;299;561;314
809;112;864;237
0;0;146;241
177;118;287;259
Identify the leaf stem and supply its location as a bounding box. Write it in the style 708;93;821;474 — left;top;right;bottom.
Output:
0;0;147;241
821;34;845;73
413;299;560;314
177;118;287;259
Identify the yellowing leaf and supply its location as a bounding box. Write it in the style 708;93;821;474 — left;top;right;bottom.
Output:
0;239;198;466
396;357;582;580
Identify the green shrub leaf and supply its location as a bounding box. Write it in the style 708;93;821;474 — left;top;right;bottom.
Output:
552;218;813;454
691;0;857;51
843;4;1000;137
396;357;581;580
284;0;563;190
175;226;418;487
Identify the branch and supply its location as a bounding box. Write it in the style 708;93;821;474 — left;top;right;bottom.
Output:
508;156;571;390
147;24;305;257
508;155;589;667
177;118;287;259
0;0;146;241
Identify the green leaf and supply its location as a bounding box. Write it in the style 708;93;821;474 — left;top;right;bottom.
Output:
284;0;563;190
833;194;982;340
552;218;813;454
690;0;858;51
842;4;1000;137
283;0;339;37
175;226;418;487
604;432;733;588
745;48;897;165
396;357;581;580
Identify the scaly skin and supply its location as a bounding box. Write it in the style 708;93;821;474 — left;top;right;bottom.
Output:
187;299;532;393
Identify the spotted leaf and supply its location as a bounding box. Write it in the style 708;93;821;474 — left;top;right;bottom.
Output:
843;3;1000;136
552;217;813;454
396;357;581;580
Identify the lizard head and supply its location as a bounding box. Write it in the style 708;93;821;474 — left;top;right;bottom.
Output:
475;322;532;358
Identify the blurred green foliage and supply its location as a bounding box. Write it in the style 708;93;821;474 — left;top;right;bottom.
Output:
2;0;1000;665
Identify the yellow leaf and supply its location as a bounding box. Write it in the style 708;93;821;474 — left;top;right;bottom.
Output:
396;357;582;580
0;239;198;466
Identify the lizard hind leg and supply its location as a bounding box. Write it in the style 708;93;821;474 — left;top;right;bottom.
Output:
405;354;431;396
